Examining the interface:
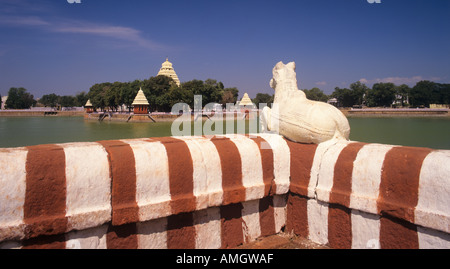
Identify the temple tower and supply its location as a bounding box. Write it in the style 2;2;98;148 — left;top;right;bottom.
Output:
157;58;181;86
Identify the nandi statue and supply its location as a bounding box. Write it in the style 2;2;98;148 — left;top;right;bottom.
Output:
261;61;350;144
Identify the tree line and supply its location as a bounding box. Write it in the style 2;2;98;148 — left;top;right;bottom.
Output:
87;75;239;112
1;79;448;110
251;80;450;108
0;87;88;110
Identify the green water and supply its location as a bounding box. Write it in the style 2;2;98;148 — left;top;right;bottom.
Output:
0;116;449;149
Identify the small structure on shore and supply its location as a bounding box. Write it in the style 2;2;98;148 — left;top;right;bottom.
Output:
238;93;254;107
132;88;150;114
237;92;255;119
84;99;94;113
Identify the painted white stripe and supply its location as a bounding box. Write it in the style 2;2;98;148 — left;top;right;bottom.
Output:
0;148;27;242
307;199;329;245
125;140;171;222
273;194;287;233
315;141;350;203
350;209;380;249
65;224;108;249
225;134;265;201
174;136;223;210
257;133;291;195
194;207;222;249
62;142;111;231
241;199;262;243
416;150;450;234
309;139;340;199
136;217;168;249
417;226;450;249
350;143;394;215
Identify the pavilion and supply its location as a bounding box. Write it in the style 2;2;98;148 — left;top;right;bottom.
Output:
132;88;150;114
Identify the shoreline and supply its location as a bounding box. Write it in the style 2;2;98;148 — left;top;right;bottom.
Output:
1;108;449;119
341;108;450;118
0;110;84;117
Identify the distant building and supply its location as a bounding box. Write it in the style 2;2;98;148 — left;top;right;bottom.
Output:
1;95;7;109
84;99;94;113
157;58;181;86
430;104;449;109
238;93;254;107
237;92;256;114
132;88;150;114
327;97;338;107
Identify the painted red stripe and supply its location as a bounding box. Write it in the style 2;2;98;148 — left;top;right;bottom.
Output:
151;137;196;214
379;216;419;249
286;194;309;238
250;136;275;196
378;146;432;249
378;146;432;222
330;142;367;207
284;140;317;239
328;204;352;249
285;139;318;197
220;203;244;248
98;140;139;226
210;137;245;205
24;144;67;239
259;196;276;237
106;223;138;249
328;143;366;249
167;212;196;249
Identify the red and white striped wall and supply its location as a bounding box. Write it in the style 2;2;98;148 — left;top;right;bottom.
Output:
0;133;449;249
286;139;450;249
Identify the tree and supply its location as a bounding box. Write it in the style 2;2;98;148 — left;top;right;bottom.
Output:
331;87;354;107
349;81;369;105
39;93;59;108
252;93;274;107
440;84;450;105
5;87;36;109
408;81;450;107
88;82;111;111
395;84;410;107
302;87;328;102
75;91;89;107
59;95;76;108
141;75;173;111
366;82;396;107
121;80;140;112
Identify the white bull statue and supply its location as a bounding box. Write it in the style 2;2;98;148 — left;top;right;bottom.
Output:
261;61;350;144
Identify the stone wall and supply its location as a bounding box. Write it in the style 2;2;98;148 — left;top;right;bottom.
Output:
0;134;448;249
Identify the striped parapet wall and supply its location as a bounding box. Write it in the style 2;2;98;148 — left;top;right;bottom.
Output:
0;134;449;249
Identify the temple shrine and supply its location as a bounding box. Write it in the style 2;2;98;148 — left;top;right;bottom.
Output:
132;88;150;114
157;58;181;86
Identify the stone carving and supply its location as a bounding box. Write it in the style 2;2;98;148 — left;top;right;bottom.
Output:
261;61;350;144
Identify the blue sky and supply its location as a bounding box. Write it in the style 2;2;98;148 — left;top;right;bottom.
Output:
0;0;449;100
